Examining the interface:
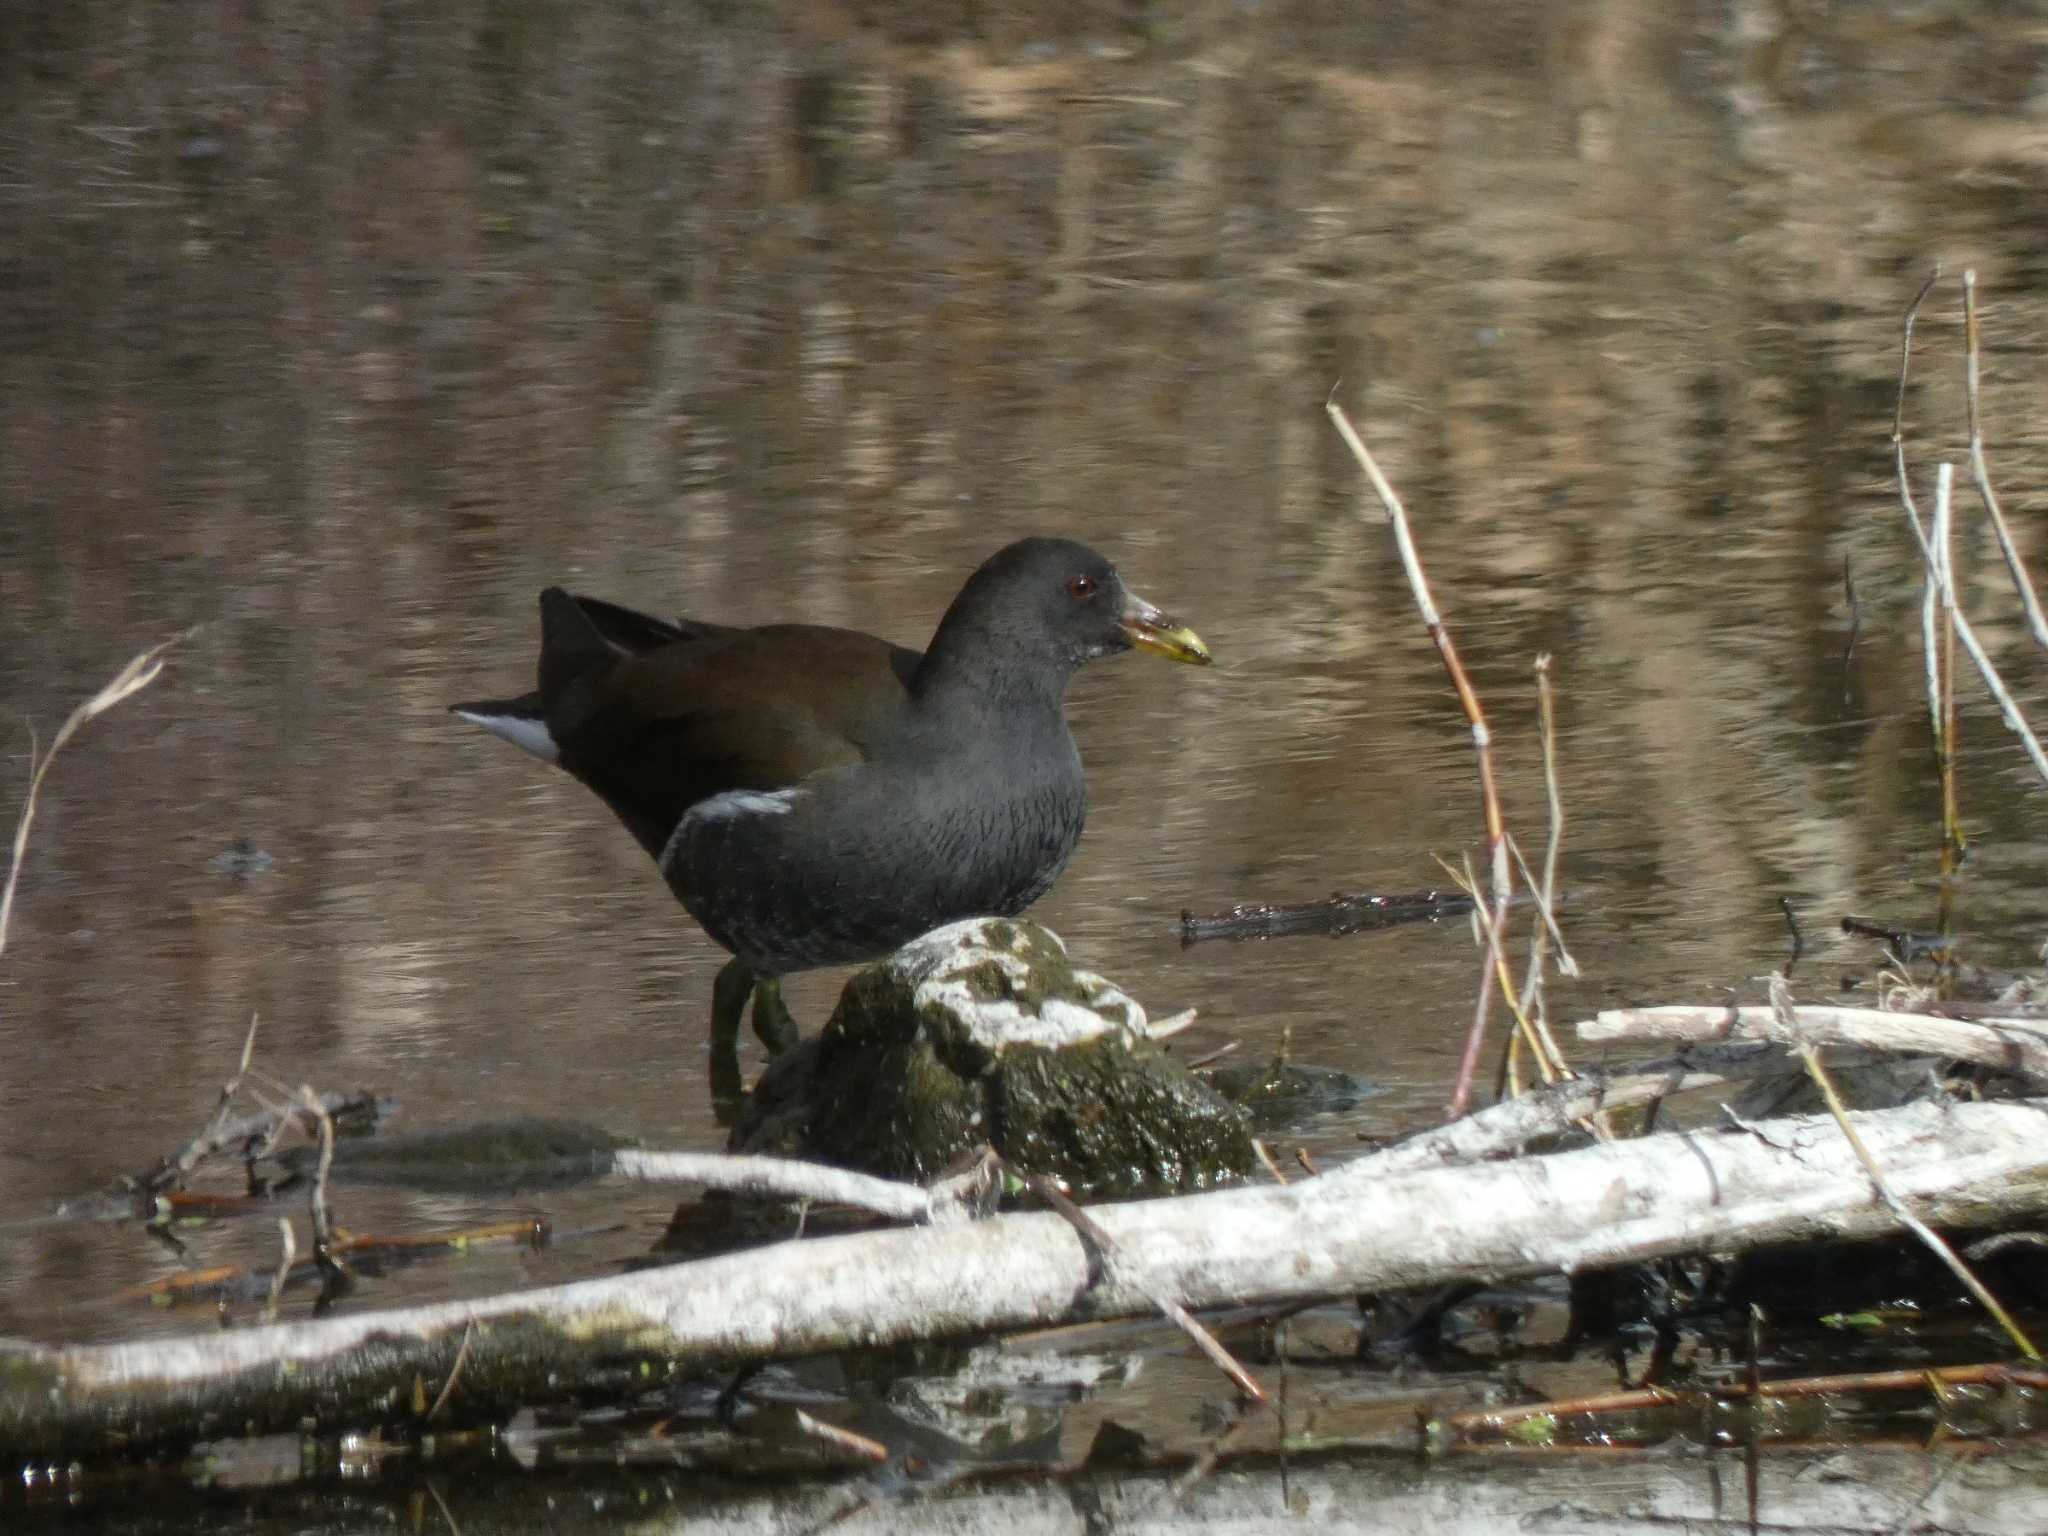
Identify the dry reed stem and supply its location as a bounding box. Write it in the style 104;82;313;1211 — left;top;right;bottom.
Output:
1437;850;1565;1088
1892;280;2048;795
1525;655;1578;979
1768;974;2038;1361
1325;396;1511;1118
1930;455;1966;865
0;630;192;963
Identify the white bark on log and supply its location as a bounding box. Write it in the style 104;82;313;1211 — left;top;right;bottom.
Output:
608;1148;985;1223
1579;1003;2048;1082
8;1097;2047;1462
645;1446;2048;1536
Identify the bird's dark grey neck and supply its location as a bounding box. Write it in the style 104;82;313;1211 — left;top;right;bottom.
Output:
912;623;1078;715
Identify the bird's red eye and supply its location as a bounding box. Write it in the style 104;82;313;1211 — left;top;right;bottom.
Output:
1067;574;1098;600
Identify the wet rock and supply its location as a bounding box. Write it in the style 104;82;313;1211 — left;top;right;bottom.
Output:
733;918;1253;1198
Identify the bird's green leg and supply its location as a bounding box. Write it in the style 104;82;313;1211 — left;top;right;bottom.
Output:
749;975;801;1056
709;957;756;1108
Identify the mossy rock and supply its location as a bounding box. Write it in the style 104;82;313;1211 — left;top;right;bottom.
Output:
733;918;1253;1198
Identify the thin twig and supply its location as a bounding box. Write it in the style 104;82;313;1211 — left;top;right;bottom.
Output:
1326;395;1511;1119
1169;1395;1271;1504
425;1320;476;1421
1503;835;1576;1075
1505;835;1575;983
1438;851;1564;1087
790;1409;889;1463
1010;1160;1265;1402
136;1013;265;1199
425;1480;462;1536
0;630;193;962
297;1086;348;1299
610;1148;994;1225
1892;278;2048;794
1891;265;1941;547
261;1217;295;1325
1526;655;1578;977
81;1089;385;1215
1779;897;1804;977
1901;464;2048;790
1931;459;1966;864
1769;974;2038;1360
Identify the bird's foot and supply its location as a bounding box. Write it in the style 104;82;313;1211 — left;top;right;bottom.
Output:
708;961;803;1119
749;975;801;1056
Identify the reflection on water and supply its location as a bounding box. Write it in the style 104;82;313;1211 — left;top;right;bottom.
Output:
5;4;2048;1350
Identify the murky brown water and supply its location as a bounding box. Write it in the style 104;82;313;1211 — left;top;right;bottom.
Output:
6;0;2048;1511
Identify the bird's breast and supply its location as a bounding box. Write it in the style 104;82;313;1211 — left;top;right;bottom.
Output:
660;752;1087;973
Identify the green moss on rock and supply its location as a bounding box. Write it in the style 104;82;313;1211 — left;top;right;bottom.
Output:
732;919;1252;1195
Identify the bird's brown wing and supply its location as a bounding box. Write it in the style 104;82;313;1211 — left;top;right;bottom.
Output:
554;621;920;856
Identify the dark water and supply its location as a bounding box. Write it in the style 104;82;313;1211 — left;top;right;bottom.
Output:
5;0;2048;1493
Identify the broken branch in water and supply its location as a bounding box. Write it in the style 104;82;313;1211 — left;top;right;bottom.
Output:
60;1090;389;1220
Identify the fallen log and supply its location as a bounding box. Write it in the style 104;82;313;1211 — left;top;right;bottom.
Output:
5;1096;2046;1461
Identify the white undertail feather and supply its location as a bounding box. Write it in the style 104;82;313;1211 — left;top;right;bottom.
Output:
454;708;560;764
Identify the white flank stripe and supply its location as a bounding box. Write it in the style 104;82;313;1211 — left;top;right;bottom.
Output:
661;787;804;874
454;709;559;764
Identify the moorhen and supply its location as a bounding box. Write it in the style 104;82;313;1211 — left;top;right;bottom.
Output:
453;537;1211;1087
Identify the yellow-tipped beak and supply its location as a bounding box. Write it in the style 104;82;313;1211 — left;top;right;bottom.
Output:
1118;595;1212;666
